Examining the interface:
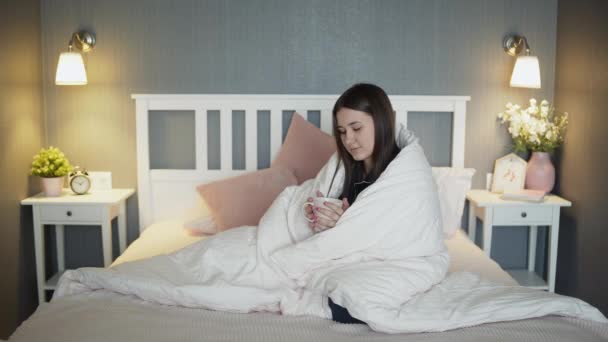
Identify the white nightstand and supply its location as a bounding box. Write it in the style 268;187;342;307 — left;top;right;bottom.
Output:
21;188;135;303
466;189;571;292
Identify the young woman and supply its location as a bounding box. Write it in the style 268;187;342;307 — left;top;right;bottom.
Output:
303;83;401;323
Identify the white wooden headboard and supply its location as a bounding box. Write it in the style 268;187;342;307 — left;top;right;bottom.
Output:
131;94;470;231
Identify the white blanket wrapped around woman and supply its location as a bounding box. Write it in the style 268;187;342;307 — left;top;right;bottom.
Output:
55;126;606;333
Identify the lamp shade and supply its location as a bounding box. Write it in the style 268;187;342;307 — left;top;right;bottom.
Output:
55;52;87;85
510;55;541;88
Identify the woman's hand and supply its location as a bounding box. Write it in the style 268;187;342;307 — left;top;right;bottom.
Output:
304;191;321;231
306;191;350;233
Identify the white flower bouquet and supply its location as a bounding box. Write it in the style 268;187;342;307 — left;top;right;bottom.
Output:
497;99;568;153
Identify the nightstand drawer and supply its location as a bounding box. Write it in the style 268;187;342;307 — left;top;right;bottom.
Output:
39;205;102;222
493;206;553;225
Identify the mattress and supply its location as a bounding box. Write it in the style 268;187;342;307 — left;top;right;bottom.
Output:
113;221;518;286
11;225;608;341
10;286;608;341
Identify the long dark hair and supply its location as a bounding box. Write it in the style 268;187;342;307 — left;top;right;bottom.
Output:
331;83;399;203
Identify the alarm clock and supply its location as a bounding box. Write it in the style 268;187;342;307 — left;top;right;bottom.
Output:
69;167;91;195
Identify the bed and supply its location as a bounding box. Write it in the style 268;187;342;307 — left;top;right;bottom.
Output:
9;94;608;341
11;224;608;341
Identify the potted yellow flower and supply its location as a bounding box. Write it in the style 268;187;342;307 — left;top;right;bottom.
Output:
31;146;73;197
497;99;568;192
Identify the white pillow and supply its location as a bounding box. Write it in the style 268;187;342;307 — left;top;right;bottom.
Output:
431;167;476;238
183;216;218;236
181;200;218;236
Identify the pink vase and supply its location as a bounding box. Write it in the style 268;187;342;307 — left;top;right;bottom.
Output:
41;176;64;197
525;152;555;193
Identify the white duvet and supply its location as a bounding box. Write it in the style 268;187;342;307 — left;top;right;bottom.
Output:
55;126;606;333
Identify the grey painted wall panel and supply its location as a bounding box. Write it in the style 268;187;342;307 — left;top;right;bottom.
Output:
307;111;321;129
232;110;246;170
257;110;271;169
554;0;608;314
466;214;546;272
38;0;559;293
407;111;452;167
149;110;196;169
207;110;221;170
282;110;295;142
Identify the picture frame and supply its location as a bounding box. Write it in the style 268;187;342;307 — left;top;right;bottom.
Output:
88;171;113;191
491;153;527;193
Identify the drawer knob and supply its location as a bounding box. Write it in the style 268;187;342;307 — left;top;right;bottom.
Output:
66;211;72;217
521;212;527;218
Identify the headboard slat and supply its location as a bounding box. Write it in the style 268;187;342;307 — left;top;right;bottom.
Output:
452;101;468;168
321;109;333;134
245;108;258;171
195;108;207;172
220;109;233;171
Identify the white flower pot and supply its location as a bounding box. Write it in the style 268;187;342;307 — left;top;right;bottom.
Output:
41;176;64;197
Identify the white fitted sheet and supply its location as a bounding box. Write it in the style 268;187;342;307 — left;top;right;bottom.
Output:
113;221;517;286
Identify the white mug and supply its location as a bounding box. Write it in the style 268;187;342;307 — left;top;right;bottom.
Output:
302;197;343;222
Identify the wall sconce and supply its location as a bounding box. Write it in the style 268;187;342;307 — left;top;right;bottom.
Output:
503;34;541;89
55;30;96;85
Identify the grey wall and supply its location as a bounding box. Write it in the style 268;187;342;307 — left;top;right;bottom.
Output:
554;0;608;314
38;0;558;267
0;0;44;338
34;0;560;312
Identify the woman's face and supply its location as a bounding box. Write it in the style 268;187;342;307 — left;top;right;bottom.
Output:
336;108;375;170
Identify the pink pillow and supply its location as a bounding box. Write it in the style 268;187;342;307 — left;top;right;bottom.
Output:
196;165;297;231
272;112;336;184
